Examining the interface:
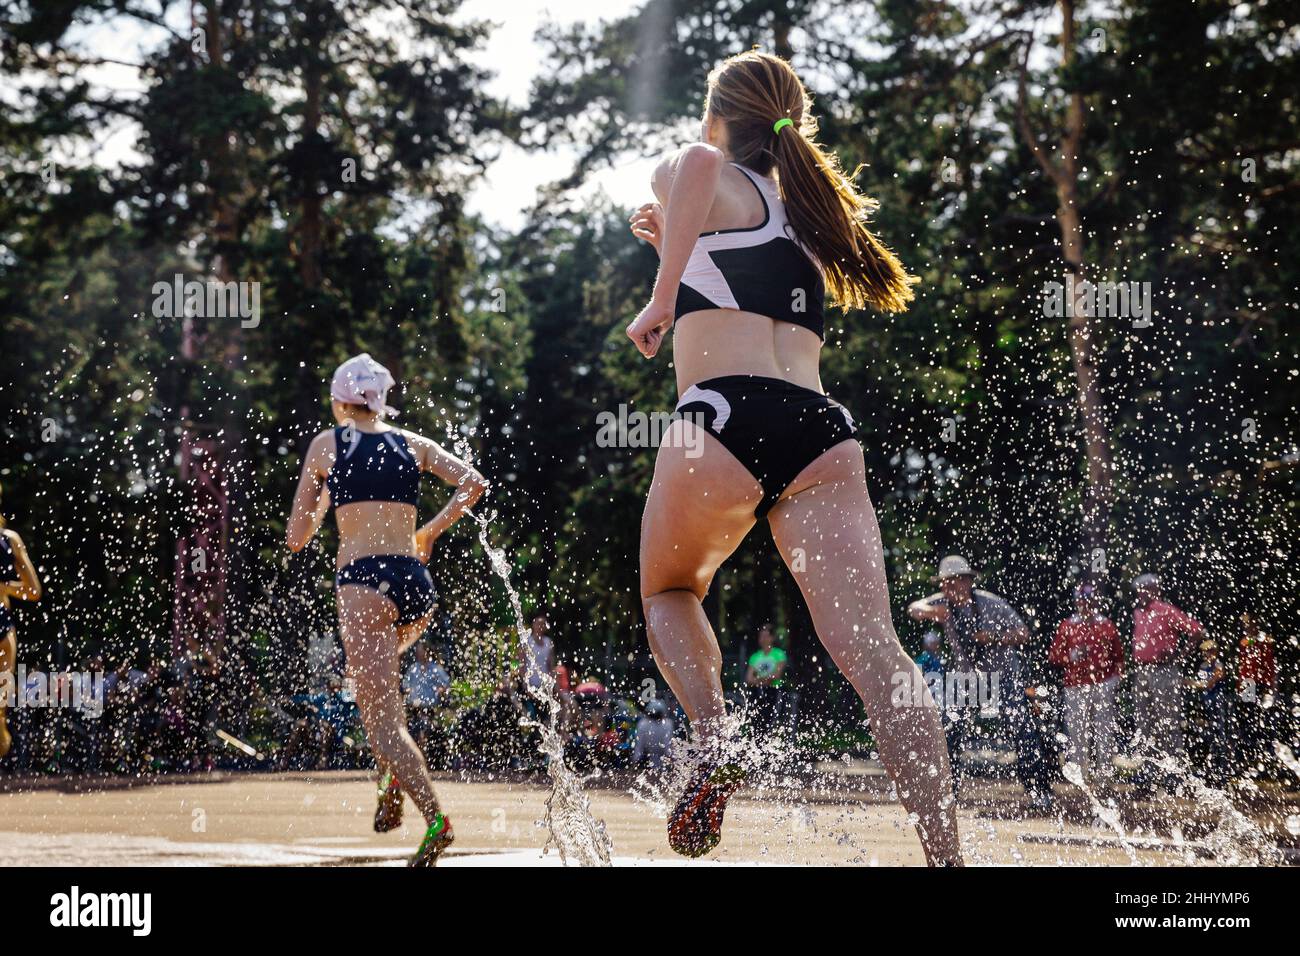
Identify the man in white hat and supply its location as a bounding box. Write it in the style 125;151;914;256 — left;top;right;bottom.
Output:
909;555;1054;811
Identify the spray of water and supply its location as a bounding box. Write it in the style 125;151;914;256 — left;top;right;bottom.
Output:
1139;754;1282;865
1060;761;1141;865
629;707;789;813
1276;742;1300;781
472;511;613;866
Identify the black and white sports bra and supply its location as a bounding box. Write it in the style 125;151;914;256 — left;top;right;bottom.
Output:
673;163;825;339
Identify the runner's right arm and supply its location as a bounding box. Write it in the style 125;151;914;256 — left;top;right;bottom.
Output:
626;144;724;359
286;431;332;552
1;529;41;601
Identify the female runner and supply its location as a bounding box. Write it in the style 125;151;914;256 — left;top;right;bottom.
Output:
0;482;43;758
627;51;961;865
287;354;488;866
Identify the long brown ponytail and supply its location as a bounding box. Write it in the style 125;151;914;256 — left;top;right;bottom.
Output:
705;50;917;313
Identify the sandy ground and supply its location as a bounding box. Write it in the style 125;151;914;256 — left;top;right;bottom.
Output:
0;770;1227;866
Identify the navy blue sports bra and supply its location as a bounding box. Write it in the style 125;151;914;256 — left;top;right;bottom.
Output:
673;164;826;339
326;427;420;508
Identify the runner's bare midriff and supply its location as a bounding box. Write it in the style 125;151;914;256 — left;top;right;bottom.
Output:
334;501;419;569
672;307;823;397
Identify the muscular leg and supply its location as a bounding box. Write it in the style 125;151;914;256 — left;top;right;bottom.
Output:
0;629;14;758
639;420;761;744
767;440;961;866
337;586;443;826
376;614;434;792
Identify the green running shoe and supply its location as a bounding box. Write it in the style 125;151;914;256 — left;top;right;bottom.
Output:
409;814;455;867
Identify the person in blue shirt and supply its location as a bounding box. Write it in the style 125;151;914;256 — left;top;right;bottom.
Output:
914;630;945;681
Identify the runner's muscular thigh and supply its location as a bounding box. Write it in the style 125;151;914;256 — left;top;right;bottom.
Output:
639;421;760;599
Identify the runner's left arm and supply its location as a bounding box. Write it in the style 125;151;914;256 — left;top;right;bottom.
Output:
412;435;489;562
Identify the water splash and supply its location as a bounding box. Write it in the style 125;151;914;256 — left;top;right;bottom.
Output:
1060;761;1140;865
629;708;800;814
1129;754;1281;865
472;511;613;867
1275;742;1300;782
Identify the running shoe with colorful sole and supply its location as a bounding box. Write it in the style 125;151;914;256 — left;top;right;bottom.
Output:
409;814;454;867
667;761;746;858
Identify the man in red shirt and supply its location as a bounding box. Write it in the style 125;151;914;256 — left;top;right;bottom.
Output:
1236;612;1278;769
1049;584;1124;783
1130;573;1203;769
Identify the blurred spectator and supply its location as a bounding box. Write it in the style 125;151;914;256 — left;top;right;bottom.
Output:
455;675;522;771
134;661;172;770
83;654;111;771
216;645;259;759
909;554;1054;811
554;659;571;694
280;674;357;770
1235;612;1277;771
404;641;450;709
552;658;576;733
565;710;605;771
1048;584;1124;783
519;611;555;694
1130;573;1202;773
307;630;344;690
160;684;188;768
1189;639;1231;785
404;642;450;764
186;647;222;771
915;630;945;681
914;631;949;742
518;612;557;743
565;701;624;772
608;700;639;767
745;624;789;736
102;661;145;772
573;675;608;700
633;698;675;769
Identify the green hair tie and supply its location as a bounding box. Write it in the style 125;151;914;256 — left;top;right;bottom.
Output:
772;117;793;135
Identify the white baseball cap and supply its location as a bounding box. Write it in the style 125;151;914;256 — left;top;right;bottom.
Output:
330;353;397;417
935;555;977;580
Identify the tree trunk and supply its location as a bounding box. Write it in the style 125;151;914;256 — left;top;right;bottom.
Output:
1018;0;1113;575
